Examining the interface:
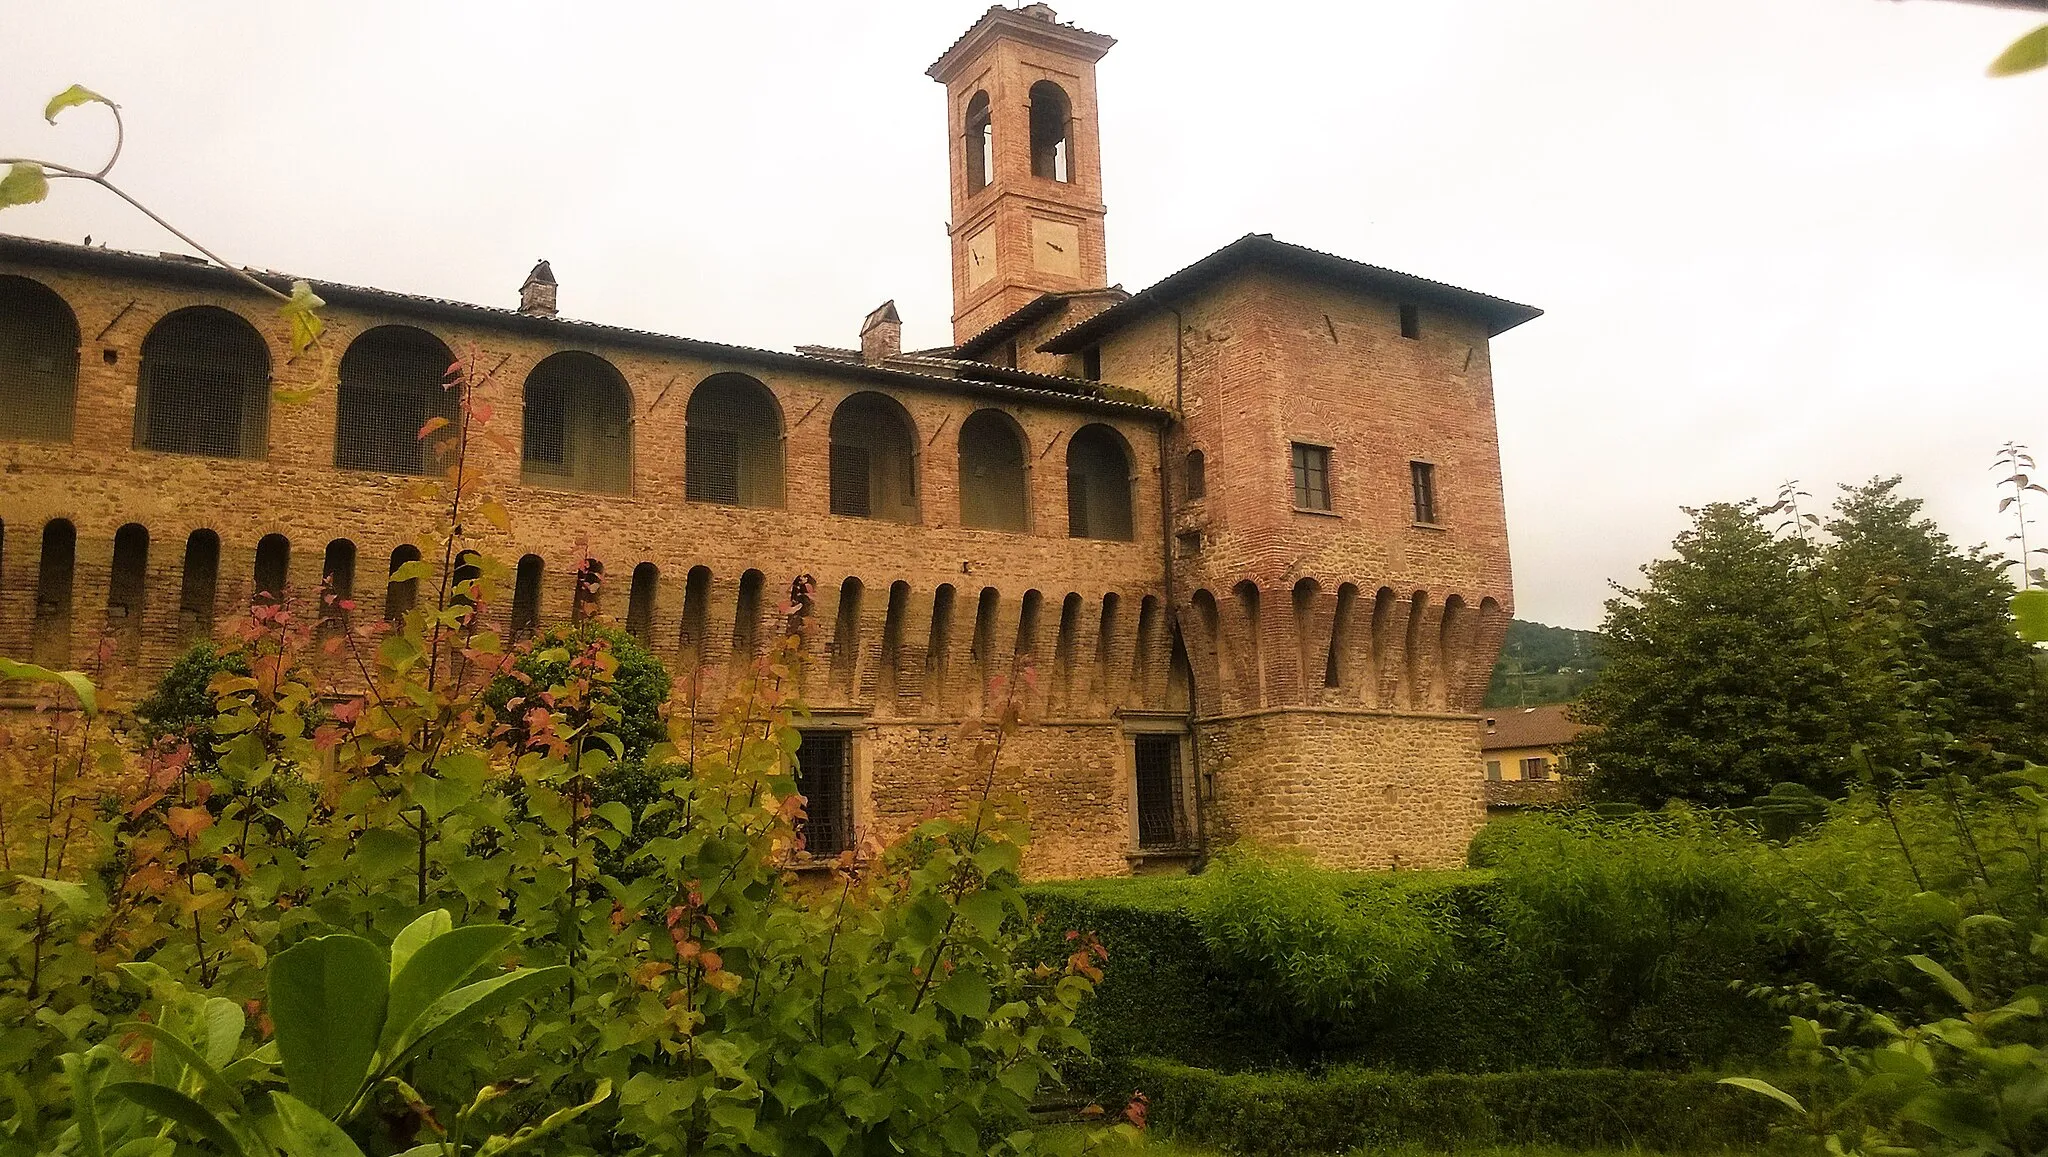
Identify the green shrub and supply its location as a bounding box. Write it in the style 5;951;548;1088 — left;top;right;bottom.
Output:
482;622;670;763
132;642;250;767
1131;1059;1776;1155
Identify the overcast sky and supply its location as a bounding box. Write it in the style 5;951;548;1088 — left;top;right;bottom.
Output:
4;0;2045;628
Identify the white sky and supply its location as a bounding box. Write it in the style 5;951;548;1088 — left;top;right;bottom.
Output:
4;0;2045;629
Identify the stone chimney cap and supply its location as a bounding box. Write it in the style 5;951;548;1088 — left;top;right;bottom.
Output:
861;300;902;334
1019;3;1057;20
523;259;557;288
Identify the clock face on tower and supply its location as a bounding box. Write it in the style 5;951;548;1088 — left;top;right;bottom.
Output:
966;226;997;289
1030;217;1082;278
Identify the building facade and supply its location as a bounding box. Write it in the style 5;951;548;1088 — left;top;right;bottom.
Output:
0;4;1538;875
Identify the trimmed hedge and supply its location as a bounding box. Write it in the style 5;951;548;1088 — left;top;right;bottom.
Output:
1023;870;1781;1084
1131;1060;1776;1155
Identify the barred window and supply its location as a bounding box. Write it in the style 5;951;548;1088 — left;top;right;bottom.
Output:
685;373;783;507
1411;461;1439;524
828;392;918;523
1291;443;1331;512
336;325;456;474
136;307;270;459
959;409;1029;532
794;729;853;857
0;275;79;443
1067;424;1133;541
1133;732;1189;850
522;351;633;493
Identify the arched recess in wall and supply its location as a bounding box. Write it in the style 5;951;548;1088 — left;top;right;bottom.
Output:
1326;582;1360;692
335;325;457;474
1066;424;1134;541
964;90;994;192
830;577;864;697
180;530;220;644
733;569;766;659
321;539;356;629
1188;589;1222;706
1233;580;1264;708
958;409;1029;531
1369;586;1399;707
385;544;423;623
522;351;633;493
1437;594;1471;710
136;306;270;459
627;562;659;640
107;523;149;661
679;565;712;667
828;392;919;523
254;534;290;605
32;519;75;666
684;372;784;508
924;583;956;709
511;555;543;638
1028;80;1072;182
1291;578;1322;694
572;557;604;623
0;275;80;442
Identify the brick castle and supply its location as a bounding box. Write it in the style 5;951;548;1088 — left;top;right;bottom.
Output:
0;4;1538;875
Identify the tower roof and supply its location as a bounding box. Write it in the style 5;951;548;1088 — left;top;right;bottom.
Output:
927;4;1115;82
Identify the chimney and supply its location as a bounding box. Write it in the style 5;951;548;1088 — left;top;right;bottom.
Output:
1019;3;1058;20
519;259;558;317
860;300;902;363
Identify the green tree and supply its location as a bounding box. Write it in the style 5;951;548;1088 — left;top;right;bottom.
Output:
1575;501;1854;806
1825;476;2046;775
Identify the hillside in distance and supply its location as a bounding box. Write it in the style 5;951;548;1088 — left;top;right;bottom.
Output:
1483;619;1605;708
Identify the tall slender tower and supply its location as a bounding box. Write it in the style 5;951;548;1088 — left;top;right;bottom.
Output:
929;5;1114;345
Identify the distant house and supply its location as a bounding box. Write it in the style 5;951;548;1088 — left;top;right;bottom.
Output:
1480;704;1589;812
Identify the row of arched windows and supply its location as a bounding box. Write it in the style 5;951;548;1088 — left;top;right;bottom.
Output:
0;275;1139;539
962;80;1072;193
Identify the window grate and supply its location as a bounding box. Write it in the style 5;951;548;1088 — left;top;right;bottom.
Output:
0;277;79;442
1411;461;1438;524
336;327;454;474
136;308;269;459
1292;443;1331;511
794;730;853;857
829;444;872;517
1134;733;1188;850
686;426;741;504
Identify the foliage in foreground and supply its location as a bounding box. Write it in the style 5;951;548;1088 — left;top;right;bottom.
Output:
0;352;1136;1157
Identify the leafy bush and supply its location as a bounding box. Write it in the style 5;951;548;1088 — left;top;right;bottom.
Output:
132;642;251;769
482;622;670;763
1131;1059;1775;1155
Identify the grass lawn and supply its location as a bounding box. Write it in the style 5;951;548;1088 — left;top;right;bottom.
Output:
1042;1128;1731;1156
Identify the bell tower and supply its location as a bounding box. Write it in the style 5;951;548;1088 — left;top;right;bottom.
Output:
929;4;1114;346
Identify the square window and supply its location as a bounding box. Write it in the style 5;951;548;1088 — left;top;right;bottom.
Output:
1134;733;1189;849
795;730;854;856
1411;461;1438;525
1485;760;1502;781
1521;756;1549;781
1291;443;1331;512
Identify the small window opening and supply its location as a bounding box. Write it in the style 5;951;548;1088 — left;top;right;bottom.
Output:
1184;449;1206;500
385;544;423;623
1411;461;1439;525
1080;346;1101;381
107;523;149;660
1399;303;1421;340
1291;443;1332;512
1486;760;1503;781
511;555;544;638
794;729;853;857
627;562;658;639
179;530;220;643
32;519;76;666
965;91;994;193
1522;756;1550;781
253;534;290;606
1176;530;1203;558
1133;732;1189;849
1029;80;1072;182
572;557;603;623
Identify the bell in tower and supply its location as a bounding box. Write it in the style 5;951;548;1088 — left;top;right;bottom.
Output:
928;5;1115;345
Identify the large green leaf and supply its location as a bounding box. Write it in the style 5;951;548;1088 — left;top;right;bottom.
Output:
103;1082;246;1155
61;1049;115;1157
389;910;451;980
43;84;113;123
0;657;97;713
2014;589;2048;645
381;924;519;1058
1718;1076;1805;1115
475;1079;611;1156
113;1022;243;1110
1908;954;1978;1012
270;1092;369;1157
380;966;568;1078
0;164;49;210
268;935;388;1119
1991;24;2048;77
